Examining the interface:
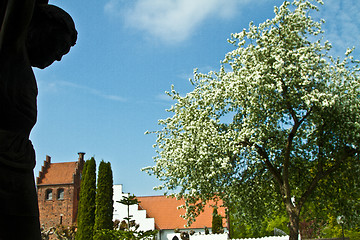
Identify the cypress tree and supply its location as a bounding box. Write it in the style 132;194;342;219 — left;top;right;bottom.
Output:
212;207;223;234
94;161;114;232
76;160;88;227
76;157;96;240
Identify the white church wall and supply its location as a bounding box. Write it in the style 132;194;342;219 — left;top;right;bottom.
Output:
112;184;155;232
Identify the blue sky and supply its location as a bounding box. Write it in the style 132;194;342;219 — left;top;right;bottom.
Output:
32;0;360;196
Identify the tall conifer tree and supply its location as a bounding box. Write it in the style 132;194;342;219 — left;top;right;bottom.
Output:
211;207;223;234
76;157;96;240
94;161;114;232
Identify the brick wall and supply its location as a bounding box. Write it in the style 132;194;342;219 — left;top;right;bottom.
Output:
38;184;77;229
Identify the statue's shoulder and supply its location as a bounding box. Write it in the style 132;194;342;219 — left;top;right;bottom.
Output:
0;0;35;55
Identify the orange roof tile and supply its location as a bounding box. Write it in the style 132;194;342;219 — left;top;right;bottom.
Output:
137;196;226;230
38;162;78;185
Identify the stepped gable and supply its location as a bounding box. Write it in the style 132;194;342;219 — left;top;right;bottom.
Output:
37;153;84;185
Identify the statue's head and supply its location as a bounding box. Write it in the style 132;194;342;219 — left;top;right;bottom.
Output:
27;4;77;69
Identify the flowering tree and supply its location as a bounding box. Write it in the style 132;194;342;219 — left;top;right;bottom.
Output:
144;1;360;239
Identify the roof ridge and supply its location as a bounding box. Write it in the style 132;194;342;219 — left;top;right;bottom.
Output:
137;195;175;198
50;161;77;164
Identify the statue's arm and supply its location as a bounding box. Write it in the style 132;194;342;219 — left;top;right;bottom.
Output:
0;0;35;55
0;0;7;28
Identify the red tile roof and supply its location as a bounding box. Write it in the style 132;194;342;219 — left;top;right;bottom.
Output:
37;162;78;185
137;196;226;230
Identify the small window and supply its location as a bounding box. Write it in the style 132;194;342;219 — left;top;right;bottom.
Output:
57;188;64;200
45;189;53;200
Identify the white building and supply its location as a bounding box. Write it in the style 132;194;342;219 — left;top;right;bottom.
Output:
112;184;227;240
113;184;155;232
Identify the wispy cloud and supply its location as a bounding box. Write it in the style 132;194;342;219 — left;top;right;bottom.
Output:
38;80;127;102
104;0;249;44
312;0;360;56
104;0;360;51
156;93;173;102
104;0;123;18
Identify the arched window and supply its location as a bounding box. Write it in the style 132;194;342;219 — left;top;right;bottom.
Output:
57;188;64;200
45;189;52;200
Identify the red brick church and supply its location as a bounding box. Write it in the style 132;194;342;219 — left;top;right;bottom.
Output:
36;152;85;228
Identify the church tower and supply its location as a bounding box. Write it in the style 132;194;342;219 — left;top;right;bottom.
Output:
37;152;85;228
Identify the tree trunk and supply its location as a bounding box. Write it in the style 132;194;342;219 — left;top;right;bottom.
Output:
286;202;301;240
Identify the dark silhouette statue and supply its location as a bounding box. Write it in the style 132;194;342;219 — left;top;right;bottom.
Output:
0;0;77;238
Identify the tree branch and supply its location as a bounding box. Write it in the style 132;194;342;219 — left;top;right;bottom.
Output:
283;107;312;203
238;140;283;188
